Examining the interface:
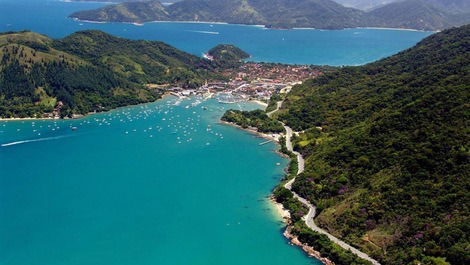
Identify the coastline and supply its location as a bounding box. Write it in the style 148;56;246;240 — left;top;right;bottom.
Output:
221;119;335;265
71;17;264;28
70;18;435;32
0;93;172;122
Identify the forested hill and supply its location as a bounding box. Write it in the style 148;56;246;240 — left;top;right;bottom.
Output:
0;30;213;118
70;0;371;30
207;44;250;68
277;25;469;264
69;0;469;30
368;0;467;31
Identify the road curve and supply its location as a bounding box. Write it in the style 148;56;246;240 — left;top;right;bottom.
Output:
282;123;381;265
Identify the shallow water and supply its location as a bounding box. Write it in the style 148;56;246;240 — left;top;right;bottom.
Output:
0;98;321;265
0;1;435;264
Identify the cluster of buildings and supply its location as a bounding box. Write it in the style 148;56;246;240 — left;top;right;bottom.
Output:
165;63;323;103
211;63;323;102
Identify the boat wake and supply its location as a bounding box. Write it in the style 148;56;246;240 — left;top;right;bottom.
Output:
1;135;73;147
186;30;219;35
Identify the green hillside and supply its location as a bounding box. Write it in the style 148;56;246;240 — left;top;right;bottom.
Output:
207;44;250;68
53;30;212;86
70;0;170;23
369;0;457;31
276;25;469;264
0;30;212;118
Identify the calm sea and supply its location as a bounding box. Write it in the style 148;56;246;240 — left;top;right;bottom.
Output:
0;1;434;264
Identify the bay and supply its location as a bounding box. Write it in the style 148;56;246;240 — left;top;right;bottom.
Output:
0;97;319;265
0;0;432;65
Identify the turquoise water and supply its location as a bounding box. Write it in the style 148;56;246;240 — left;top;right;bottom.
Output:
0;0;432;65
0;1;434;264
0;97;319;265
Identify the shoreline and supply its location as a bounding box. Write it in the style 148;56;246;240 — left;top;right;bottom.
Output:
70;18;435;32
221;119;335;265
0;93;173;122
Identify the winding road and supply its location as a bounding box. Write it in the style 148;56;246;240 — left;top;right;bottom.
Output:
270;98;381;265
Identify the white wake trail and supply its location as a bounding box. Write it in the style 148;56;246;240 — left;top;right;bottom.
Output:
1;135;73;147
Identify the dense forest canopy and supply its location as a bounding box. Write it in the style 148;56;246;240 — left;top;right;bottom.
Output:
0;30;215;118
276;25;469;264
207;44;250;68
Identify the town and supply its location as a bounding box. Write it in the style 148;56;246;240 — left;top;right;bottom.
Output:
169;63;324;104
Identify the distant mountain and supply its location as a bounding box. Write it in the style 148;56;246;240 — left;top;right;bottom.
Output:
335;0;470;14
0;30;213;118
69;0;469;30
71;0;372;30
247;0;369;29
368;0;456;31
425;0;470;14
70;1;170;23
333;0;396;10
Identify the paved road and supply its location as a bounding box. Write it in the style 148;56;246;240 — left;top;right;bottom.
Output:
267;97;380;264
282;123;381;265
267;101;283;117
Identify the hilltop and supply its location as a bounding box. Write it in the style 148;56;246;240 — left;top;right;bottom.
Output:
0;30;214;118
207;44;250;68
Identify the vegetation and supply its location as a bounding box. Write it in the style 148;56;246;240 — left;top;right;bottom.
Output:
69;0;469;30
292;222;373;265
0;30;216;118
273;135;372;265
276;25;469;264
336;0;470;15
265;93;284;113
207;44;250;68
53;30;214;87
70;1;171;23
368;0;462;31
221;109;284;133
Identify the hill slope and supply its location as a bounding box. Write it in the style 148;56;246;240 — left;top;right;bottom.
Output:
69;0;469;30
277;25;469;264
368;0;459;31
70;0;170;23
207;44;250;67
70;0;372;29
0;30;212;118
